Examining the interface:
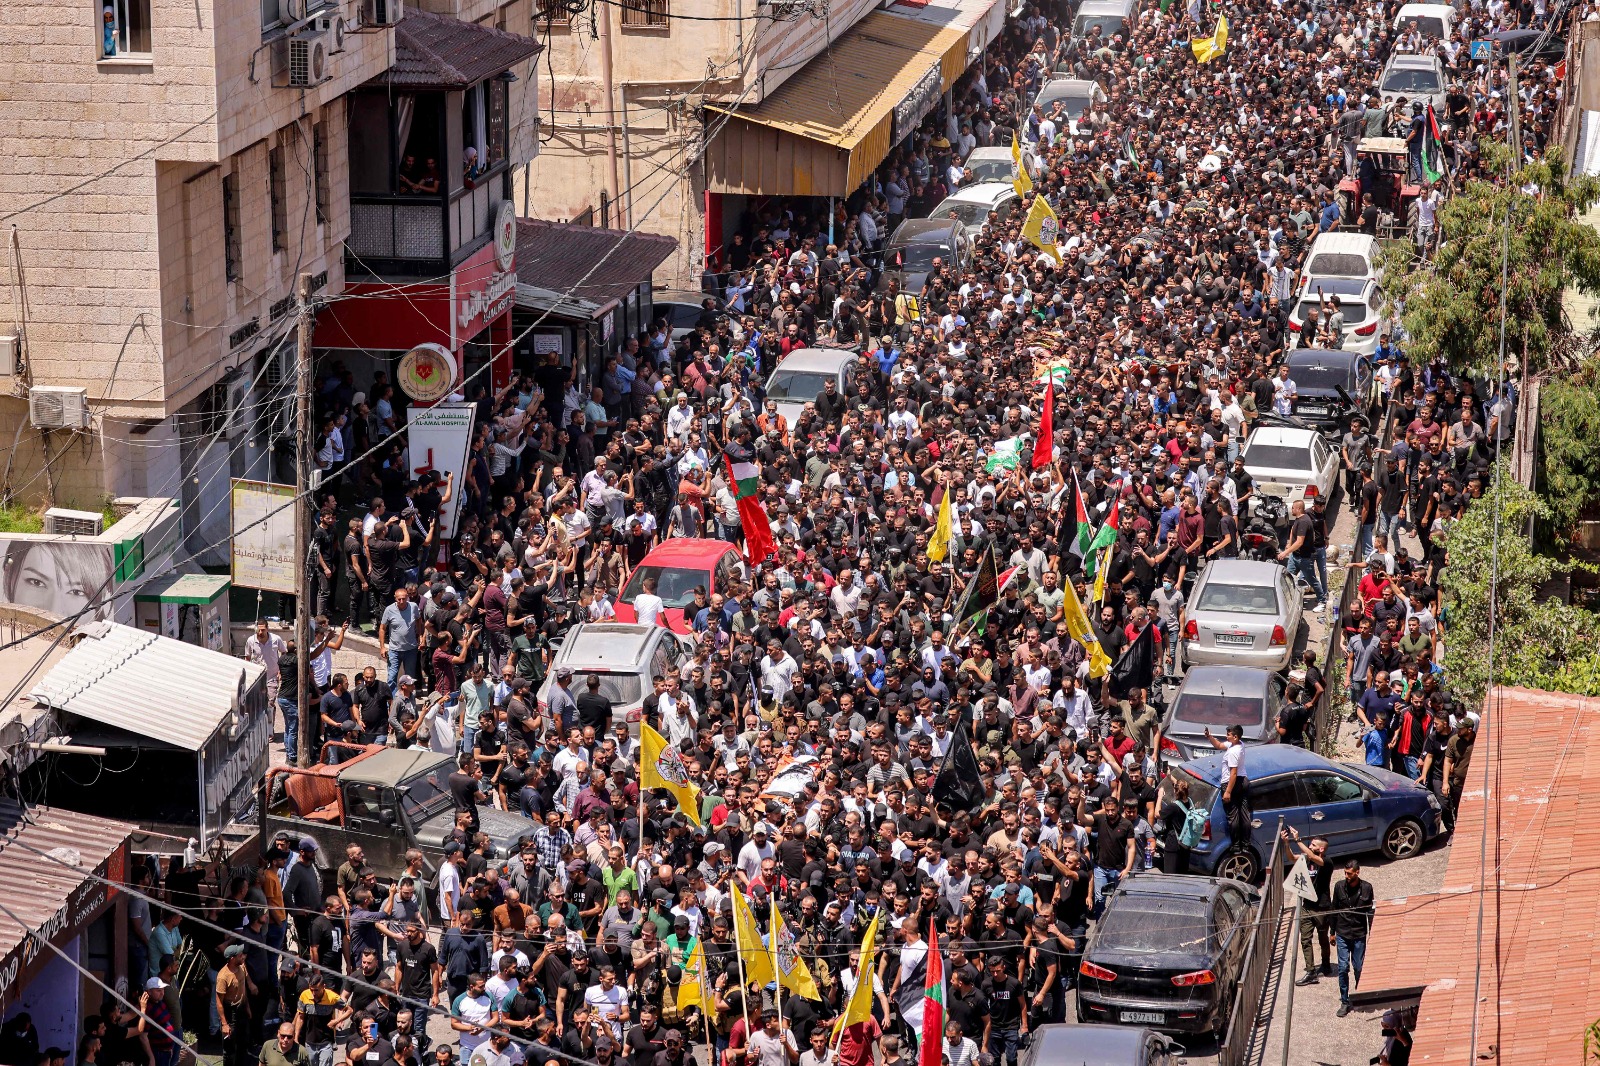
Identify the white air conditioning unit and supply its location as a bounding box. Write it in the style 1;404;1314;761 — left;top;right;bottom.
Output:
28;385;90;430
315;12;349;51
0;335;18;381
221;374;253;440
364;0;403;26
287;26;332;87
43;507;105;537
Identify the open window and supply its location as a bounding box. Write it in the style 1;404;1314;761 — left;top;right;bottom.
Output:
101;0;151;57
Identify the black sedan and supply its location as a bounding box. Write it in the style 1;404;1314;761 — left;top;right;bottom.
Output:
1077;874;1256;1035
1284;348;1374;434
1025;1023;1183;1066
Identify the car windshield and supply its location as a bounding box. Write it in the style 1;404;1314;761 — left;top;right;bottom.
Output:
1196;581;1281;615
967;159;1013;182
889;242;946;271
1075;16;1124;38
1306;252;1370;277
1044;90;1094;119
1406;15;1445;36
766;370;836;402
933;201;992;227
1096;898;1212;952
1159;767;1219;815
570;671;642;705
1287;359;1356;390
619;565;711;608
1245;443;1314;471
1294;299;1371;326
1173;693;1268;729
1382;66;1441;94
401;769;452;824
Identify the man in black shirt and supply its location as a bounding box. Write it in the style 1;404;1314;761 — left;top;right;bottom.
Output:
575;675;614;733
1330;861;1375;1016
343;518;371;631
945;968;989;1049
1086;795;1135;919
981;954;1026;1066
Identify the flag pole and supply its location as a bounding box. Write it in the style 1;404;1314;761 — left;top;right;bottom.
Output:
729;885;754;1040
702;999;716;1066
770;894;785;1029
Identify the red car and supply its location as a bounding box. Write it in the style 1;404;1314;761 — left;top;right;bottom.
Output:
613;538;746;633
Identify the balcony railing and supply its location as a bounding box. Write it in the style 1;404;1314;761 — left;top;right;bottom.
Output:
346;163;507;277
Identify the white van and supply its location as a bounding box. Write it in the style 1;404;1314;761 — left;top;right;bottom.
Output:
1393;3;1455;42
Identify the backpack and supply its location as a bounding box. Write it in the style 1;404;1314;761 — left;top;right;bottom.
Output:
1176;801;1208;849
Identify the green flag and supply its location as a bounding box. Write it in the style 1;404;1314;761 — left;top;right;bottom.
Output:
985;438;1024;473
1421;104;1445;184
1084;496;1120;577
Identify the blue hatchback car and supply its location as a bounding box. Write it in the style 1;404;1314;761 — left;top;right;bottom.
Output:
1159;745;1446;881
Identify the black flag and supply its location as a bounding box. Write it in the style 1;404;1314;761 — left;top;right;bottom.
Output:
1110;622;1157;700
932;723;984;811
953;547;1000;626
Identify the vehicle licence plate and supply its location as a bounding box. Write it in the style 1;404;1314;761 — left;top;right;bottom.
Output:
1215;633;1254;646
1121;1011;1165;1024
1299;405;1328;415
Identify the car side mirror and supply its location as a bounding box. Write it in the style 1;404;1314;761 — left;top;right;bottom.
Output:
379;809;396;826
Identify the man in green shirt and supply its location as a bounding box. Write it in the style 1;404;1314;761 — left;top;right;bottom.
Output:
511;618;548;683
259;1024;309;1066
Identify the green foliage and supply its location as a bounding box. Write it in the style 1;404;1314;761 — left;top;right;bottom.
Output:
1538;365;1600;537
1440;461;1600;707
0;503;43;534
1388;147;1600;379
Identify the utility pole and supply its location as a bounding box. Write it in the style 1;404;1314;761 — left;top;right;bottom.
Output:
1508;53;1521;173
294;273;314;769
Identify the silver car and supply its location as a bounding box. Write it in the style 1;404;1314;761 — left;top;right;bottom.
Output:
1162;665;1285;762
536;623;695;730
1180;559;1304;673
1378;53;1447;117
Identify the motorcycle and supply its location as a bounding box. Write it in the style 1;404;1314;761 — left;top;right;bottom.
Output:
1241;494;1286;560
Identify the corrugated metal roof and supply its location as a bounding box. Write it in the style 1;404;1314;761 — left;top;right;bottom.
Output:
513;219;678;309
380;10;543;90
29;621;264;751
708;13;963;150
0;800;137;973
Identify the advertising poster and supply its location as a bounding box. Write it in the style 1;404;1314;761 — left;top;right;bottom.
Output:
230;479;298;594
406;402;477;538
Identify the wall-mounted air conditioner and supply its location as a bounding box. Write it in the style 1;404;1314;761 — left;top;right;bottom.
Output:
28;385;90;430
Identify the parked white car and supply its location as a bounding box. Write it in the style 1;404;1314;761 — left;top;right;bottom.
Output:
927;182;1020;236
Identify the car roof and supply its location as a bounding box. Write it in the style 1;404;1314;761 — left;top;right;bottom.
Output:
772;347;856;373
1175;664;1276;698
1077;0;1129;13
964;146;1012;161
1306;231;1378;257
1199;557;1286;586
1287;348;1363;370
637;538;739;566
941;182;1017;206
1388;52;1442;68
339;747;451;786
653;288;720;305
1041;76;1097;93
1247;424;1320;447
1179;743;1337;785
1397;3;1454;16
556;623;664;668
889;218;964;243
1110;872;1250;903
1028;1024;1147;1062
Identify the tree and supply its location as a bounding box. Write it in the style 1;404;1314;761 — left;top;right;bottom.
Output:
1387;145;1600;380
1536;362;1600;539
1439;460;1600;708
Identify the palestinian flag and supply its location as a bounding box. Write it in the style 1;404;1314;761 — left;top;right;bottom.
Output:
918;926;946;1066
1031;381;1055;471
1084;495;1120;578
1069;472;1095;567
724;451;775;565
1421;104;1446;184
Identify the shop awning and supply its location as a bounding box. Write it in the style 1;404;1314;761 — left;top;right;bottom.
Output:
29;621;263;751
704;12;969;198
514;219;678;317
0;800;136;999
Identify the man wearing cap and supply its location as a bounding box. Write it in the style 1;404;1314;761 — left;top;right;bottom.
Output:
216;944;256;1066
735;823;775;887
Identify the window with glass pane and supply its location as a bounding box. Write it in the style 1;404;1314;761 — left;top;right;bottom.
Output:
261;0;282;31
103;0;152;56
488;79;508;167
620;0;669;27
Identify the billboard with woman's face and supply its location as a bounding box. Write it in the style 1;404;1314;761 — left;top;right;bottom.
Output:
0;540;115;625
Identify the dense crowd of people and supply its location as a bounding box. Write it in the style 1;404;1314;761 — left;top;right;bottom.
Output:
181;3;1579;1066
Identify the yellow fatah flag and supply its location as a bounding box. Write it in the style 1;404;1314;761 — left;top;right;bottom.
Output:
641;723;703;826
1011;133;1034;197
1092;545;1112;606
729;883;777;989
771;895;821;1001
1021;195;1061;260
677;939;713;1015
1192;14;1228;62
927;486;952;562
838;911;882;1031
1061;575;1113;679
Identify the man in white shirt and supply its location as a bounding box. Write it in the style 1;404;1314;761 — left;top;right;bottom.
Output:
760;640;799;701
244;621;286;704
633;576;666;628
736;823;776;885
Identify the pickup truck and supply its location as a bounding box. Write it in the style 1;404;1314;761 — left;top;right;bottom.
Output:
262;744;535;884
